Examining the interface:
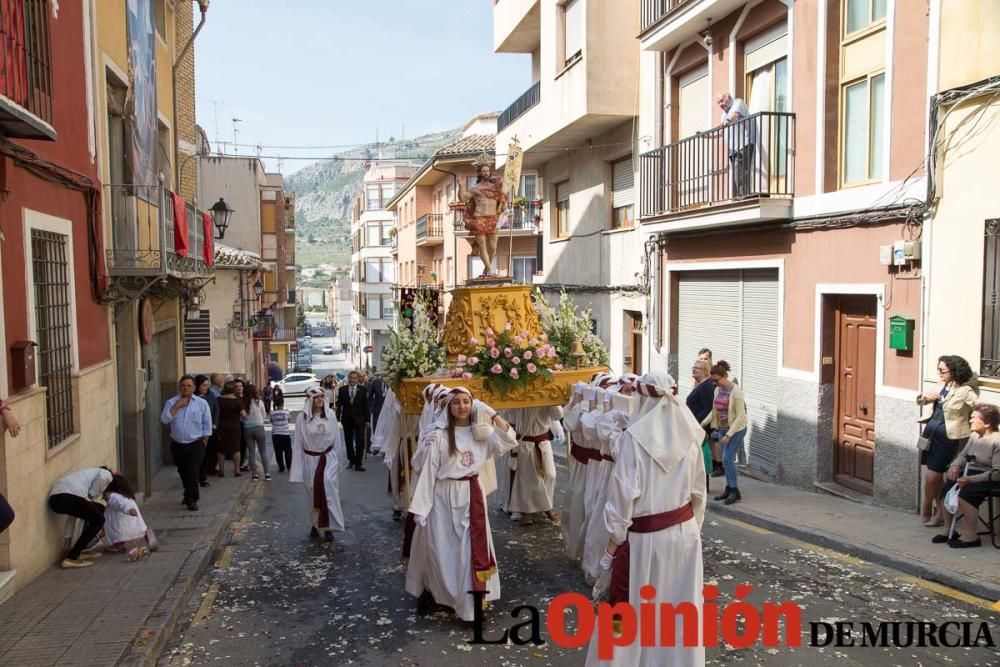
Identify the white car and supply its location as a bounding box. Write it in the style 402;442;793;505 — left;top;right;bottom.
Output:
275;373;320;396
322;345;335;355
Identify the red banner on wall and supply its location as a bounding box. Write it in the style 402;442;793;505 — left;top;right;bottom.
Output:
202;212;214;266
171;191;189;257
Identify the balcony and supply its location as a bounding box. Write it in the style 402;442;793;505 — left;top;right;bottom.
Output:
272;327;297;342
493;0;541;53
105;184;214;279
252;315;275;340
639;112;795;225
640;0;752;53
453;204;540;236
415;213;444;246
497;81;540;133
0;0;55;140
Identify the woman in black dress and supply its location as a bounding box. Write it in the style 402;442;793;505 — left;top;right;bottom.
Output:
217;381;247;477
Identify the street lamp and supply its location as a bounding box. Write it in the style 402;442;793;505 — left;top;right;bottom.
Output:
210;197;235;240
253;278;264;300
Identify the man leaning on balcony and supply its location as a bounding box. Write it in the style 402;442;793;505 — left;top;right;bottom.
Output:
717;92;754;199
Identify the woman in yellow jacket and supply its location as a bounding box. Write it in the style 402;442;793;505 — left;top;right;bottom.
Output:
701;361;747;505
918;355;978;527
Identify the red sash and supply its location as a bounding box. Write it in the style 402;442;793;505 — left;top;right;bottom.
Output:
458;474;495;591
609;503;694;605
303;446;333;529
402;512;416;559
520;432;553;479
570;442;591;465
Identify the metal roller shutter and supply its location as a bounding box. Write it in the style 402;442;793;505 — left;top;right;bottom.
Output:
564;0;583;61
612;157;634;208
675;269;780;474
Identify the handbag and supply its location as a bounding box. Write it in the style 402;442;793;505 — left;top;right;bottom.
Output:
917;436;932;452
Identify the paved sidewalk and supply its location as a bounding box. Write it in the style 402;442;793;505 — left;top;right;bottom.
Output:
0;466;251;667
708;475;1000;602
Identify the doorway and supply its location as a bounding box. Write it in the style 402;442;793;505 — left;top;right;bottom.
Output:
833;295;877;494
623;310;643;375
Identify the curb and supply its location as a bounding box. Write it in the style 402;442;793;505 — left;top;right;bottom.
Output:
556;449;1000;602
707;501;1000;603
117;479;255;667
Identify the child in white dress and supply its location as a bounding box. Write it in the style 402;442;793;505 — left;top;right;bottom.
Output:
102;475;151;561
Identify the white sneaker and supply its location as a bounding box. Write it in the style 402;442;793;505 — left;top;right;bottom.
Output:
510;512;522;521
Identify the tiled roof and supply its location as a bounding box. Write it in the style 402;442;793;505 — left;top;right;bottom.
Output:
214;244;263;269
435;134;495;158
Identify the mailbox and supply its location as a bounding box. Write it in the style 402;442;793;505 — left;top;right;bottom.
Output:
889;316;914;352
11;340;37;390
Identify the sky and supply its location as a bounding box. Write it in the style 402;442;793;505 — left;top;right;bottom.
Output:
194;0;530;174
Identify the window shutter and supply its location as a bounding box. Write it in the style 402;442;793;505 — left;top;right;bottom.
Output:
556;181;570;203
744;23;788;73
564;0;583;61
612;157;634;208
184;309;212;357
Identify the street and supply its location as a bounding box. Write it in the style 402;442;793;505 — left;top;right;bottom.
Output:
282;314;351;413
160;455;1000;666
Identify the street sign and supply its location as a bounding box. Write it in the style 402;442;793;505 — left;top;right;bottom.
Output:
363;345;374;353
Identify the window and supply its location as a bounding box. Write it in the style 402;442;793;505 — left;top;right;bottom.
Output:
31;229;75;448
610;157;634;229
382;260;396;283
469;256;486;279
184;309;211;357
466;176;478;190
366;185;381;210
365;182;397;209
365;260;381;283
365;295;394;320
511;257;537;284
153;0;167;40
514;174;539;229
555;181;570;238
367;223;382;247
563;0;583;65
382;225;394;246
842;72;885;184
845;0;887;35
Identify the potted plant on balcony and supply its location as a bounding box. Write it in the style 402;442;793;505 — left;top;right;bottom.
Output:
511;195;528;209
531;197;543;207
448;200;466;211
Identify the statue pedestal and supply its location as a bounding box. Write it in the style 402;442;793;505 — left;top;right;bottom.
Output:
440;284;541;360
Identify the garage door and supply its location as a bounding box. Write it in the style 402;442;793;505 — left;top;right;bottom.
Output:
676;269;780;474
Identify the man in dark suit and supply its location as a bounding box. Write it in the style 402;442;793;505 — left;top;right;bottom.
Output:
336;370;369;471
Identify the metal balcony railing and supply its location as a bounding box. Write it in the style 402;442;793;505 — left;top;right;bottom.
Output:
0;0;54;138
105;184;214;278
252;315;275;340
272;327;297;341
498;81;540;132
639;112;795;218
452;203;539;234
640;0;694;33
416;213;444;243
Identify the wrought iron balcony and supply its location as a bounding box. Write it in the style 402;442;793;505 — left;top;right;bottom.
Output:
105;184;214;279
272;327;297;342
252;315;275;340
453;203;540;235
640;0;694;33
416;213;444;245
498;81;540;132
639;111;795;218
0;0;54;139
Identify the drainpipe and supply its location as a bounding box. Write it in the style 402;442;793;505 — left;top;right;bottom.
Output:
173;0;209;194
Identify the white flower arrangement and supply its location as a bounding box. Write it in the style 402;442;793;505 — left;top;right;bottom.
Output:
382;298;447;387
532;288;609;368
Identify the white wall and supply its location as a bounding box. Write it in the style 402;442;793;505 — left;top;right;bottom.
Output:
199;156;264;254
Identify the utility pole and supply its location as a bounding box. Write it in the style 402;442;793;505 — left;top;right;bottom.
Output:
207;98;224;152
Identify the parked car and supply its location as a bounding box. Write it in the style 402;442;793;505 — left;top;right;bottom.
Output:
275;373;320;396
322;345;335;355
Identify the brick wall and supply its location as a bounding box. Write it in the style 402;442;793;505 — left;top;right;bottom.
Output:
175;2;199;201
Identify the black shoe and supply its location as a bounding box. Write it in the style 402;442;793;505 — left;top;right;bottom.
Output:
714;486;732;501
711;462;725;478
723;489;741;505
417;591;435;616
217;471;225;479
310;527;319;538
323;531;334;543
392;510;403;521
931;534;953;544
186;501;199;511
278;467;286;473
949;537;982;549
200;481;210;488
356;465;366;472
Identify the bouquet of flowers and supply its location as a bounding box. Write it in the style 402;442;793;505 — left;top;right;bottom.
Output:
381;298;446;387
532;288;609;368
457;323;559;397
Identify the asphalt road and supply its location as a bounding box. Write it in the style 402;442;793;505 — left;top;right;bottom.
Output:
161;454;1000;667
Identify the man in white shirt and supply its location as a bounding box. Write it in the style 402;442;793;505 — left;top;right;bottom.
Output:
161;375;213;510
717;92;756;198
48;467;114;568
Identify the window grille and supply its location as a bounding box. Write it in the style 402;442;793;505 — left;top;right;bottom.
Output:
184;309;212;357
982;220;1000;377
31;229;75;447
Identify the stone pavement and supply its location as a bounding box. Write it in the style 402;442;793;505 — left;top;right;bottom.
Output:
0;466;251;667
708;474;1000;602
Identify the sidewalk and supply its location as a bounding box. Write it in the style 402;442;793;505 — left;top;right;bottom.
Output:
0;466;251;667
708;475;1000;602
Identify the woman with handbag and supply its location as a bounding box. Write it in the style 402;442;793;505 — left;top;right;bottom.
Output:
918;355;978;527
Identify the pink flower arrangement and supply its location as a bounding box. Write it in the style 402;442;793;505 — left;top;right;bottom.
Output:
469;336;479;346
485;327;494;336
456;324;555;397
524;350;533;360
503;348;513;358
527;363;537;374
490;347;500;359
467;356;479;365
509;368;519;379
462;372;473;381
512;336;523;346
554;363;563;370
486;338;495;347
512;357;520;365
529;338;539;347
491;364;503;374
540;333;548;341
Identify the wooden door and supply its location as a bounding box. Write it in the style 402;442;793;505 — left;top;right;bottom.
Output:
834;296;877;494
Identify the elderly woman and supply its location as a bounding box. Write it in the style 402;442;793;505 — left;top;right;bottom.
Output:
702;361;747;505
405;387;516;621
932;403;1000;548
588;370;706;667
918;355;978;527
290;386;345;542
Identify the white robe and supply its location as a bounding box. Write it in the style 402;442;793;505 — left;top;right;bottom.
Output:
290;411;346;532
581;407;631;581
405;424;518;621
561;397;589;560
506;407;561;514
585;432;707;667
104;493;148;546
579;405;613;581
493;409;519;512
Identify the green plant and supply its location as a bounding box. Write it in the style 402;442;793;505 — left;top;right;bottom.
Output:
531;288;609;368
457;324;556;397
511;195;528;208
382;298;446;387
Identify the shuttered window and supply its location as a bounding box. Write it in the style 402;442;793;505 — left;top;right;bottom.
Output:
611;156;634;229
555;181;570;237
564;0;583;64
184;309;212;357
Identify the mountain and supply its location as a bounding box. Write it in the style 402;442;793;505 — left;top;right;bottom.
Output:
286;128;462;269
